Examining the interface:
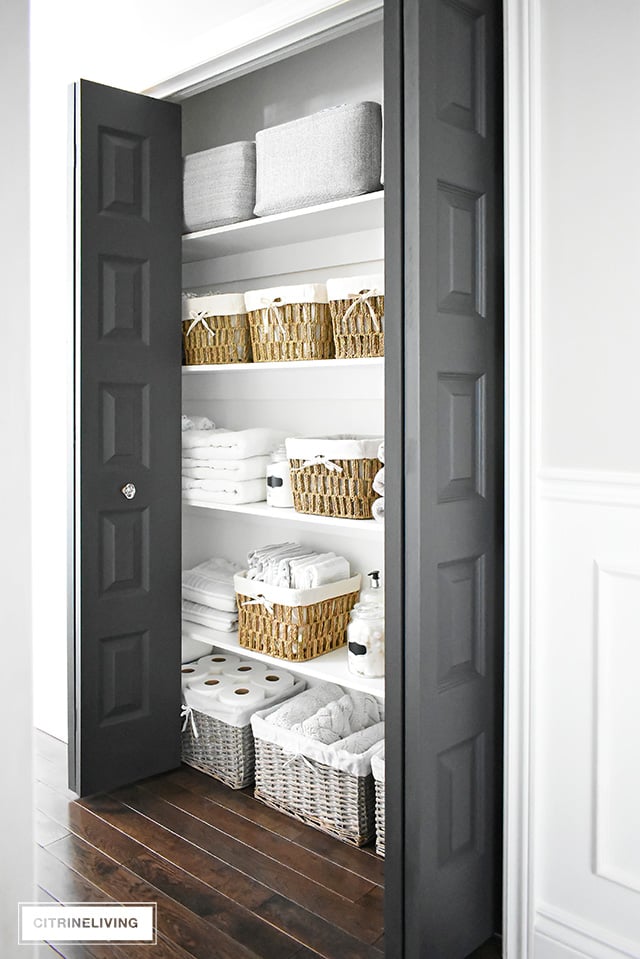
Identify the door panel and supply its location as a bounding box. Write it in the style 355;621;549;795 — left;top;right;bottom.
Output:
385;0;503;955
70;79;182;797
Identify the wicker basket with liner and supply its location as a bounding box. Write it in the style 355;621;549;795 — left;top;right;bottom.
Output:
285;434;383;519
244;284;334;363
181;659;305;788
234;570;361;661
182;292;251;366
371;743;385;856
251;695;383;846
327;274;384;359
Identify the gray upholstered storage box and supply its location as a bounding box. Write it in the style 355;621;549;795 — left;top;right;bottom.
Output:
183;141;256;233
254;102;382;217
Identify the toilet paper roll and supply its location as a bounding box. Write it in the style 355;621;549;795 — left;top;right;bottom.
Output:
251;668;295;696
181;662;210;689
218;683;265;709
185;674;237;712
197;652;242;675
222;661;268;681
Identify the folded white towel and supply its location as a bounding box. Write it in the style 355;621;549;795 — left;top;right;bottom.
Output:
372;497;384;523
329;722;385;754
378;441;384;464
182;476;266;496
372;466;385;497
182;427;286;459
248;544;312;585
266;682;344;729
181;600;238;632
182;479;266;506
182;454;270;481
182;557;241;612
182;414;215;432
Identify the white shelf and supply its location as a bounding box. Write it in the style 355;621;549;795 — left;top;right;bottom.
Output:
181;620;385;700
182;191;384;263
182;498;383;537
183;357;384;375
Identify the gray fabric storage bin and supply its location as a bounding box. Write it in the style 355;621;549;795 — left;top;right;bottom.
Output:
254;102;382;217
183;141;256;234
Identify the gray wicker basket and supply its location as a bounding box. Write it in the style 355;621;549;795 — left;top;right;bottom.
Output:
371;746;385;857
181;707;255;789
253;737;376;846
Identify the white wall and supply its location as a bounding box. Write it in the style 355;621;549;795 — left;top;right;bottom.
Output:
29;0;354;739
530;1;640;956
1;0;35;954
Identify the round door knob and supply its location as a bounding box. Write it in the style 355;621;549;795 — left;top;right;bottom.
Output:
121;483;136;500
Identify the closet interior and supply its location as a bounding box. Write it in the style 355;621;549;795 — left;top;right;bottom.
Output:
178;13;387;868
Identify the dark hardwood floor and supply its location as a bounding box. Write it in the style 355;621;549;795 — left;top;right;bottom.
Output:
34;731;501;959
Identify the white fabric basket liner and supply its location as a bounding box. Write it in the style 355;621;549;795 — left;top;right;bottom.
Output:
285;435;383;461
183;675;306;729
182;292;247;320
244;283;328;311
234;570;361;608
326;274;385;300
371;743;385;783
251;697;385;777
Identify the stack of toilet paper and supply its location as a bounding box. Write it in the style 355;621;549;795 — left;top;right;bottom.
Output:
181;650;304;727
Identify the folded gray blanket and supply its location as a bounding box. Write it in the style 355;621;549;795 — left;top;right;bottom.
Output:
329;722;385;754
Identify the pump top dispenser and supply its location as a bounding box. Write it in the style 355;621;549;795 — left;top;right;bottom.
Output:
359;570;384;608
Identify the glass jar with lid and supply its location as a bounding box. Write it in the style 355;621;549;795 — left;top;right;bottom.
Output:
266;445;294;508
347;602;385;678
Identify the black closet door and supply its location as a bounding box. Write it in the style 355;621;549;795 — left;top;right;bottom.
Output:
69;79;182;796
384;0;503;956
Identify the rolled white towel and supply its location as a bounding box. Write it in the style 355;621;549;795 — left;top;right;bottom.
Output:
266;682;344;729
329;722;385;754
372;466;385;497
372;497;384;523
346;690;382;731
182;414;215;432
301;555;350;588
296;696;355;744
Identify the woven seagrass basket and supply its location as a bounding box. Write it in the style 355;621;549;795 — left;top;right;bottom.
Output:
329;292;384;358
234;572;361;662
253;737;376;846
180;707;255;789
182;292;251;365
245;285;334;362
288;456;380;519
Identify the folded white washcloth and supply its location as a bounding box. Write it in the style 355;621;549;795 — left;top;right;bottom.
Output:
182;414;215;432
372;497;384;523
301;555;351;588
182;427;286;459
288;552;334;589
181;600;238;632
378;441;384;464
182;454;270;481
182;476;266;495
250;545;312;585
266;682;344;729
372;466;385;497
182;479;266;506
329;722;385;754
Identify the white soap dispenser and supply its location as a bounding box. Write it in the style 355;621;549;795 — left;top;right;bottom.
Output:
359;570;384;608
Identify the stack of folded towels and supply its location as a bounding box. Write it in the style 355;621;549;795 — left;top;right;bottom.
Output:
266;681;385;753
182;413;285;505
246;542;351;588
372;440;384;523
182;555;242;632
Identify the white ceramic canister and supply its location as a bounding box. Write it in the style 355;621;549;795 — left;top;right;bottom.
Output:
266;445;294;508
347;603;385;678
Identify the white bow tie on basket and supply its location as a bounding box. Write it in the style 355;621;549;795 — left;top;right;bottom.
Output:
186;311;216;339
291;454;343;472
341;288;383;331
